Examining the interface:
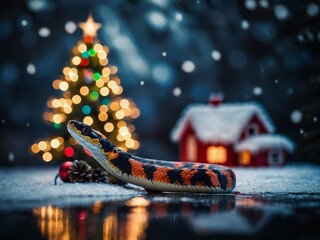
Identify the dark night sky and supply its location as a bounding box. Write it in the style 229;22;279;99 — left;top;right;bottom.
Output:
0;0;319;165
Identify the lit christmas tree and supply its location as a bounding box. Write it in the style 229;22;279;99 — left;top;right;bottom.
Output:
31;15;140;163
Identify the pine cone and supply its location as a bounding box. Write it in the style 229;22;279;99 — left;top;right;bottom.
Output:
91;168;109;183
68;160;92;183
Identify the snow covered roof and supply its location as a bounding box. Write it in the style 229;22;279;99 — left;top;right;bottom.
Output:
171;102;275;143
235;135;295;153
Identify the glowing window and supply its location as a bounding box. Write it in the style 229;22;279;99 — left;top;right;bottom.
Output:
239;150;251;165
207;146;227;164
186;135;197;162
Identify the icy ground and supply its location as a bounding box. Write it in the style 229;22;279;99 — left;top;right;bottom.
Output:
0;164;319;210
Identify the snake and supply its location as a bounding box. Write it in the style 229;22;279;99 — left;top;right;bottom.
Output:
67;120;236;193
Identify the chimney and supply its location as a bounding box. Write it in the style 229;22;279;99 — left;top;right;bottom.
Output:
209;93;224;106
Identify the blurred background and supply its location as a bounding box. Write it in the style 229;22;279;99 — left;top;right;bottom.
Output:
0;0;319;166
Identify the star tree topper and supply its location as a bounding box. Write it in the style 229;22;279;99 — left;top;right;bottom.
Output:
79;14;101;37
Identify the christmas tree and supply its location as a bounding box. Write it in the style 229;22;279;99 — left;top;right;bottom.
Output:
30;15;140;163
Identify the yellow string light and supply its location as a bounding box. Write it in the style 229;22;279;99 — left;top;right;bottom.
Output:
104;122;114;132
72;56;81;65
42;152;53;162
115;110;125;120
102;67;110;76
63;106;72;114
63;67;70;75
100;87;109;96
110;66;118;74
99;105;108;112
72;95;81;104
131;109;140;118
94;43;103;52
38;141;47;151
107;80;116;89
31;144;40;153
53;114;62;124
95;79;104;88
117;121;126;128
99;58;108;66
112;86;122;95
126;139;135;148
83;116;93;125
52;80;61;89
78;44;87;53
98;112;108;121
80;86;89;96
50;139;60;149
120;99;129;108
110;102;119;111
59;81;69;91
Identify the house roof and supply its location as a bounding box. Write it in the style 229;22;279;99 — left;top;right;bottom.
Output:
170;102;275;143
235;134;295;153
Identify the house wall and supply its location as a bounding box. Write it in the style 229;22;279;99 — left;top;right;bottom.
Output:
239;114;269;140
251;149;286;166
179;122;236;166
179;121;195;162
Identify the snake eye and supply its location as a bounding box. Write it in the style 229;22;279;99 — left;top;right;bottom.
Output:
81;125;91;135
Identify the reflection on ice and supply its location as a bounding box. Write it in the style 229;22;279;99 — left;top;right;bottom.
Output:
31;194;236;240
23;193;320;239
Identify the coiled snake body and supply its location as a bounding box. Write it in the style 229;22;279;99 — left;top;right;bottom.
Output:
67;120;236;193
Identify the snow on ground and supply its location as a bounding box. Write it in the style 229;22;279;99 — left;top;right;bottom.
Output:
234;164;320;194
0;164;319;210
0;167;142;210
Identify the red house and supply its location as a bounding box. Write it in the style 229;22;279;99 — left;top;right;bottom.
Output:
170;96;294;167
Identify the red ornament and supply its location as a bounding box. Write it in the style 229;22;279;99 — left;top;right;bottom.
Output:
64;147;75;157
80;58;89;67
58;161;73;182
84;36;93;43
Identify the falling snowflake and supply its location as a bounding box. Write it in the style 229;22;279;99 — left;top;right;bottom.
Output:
38;27;50;37
175;12;183;22
140;81;145;86
290;110;302;124
306;3;319;17
8;152;14;162
162;51;167;57
181;60;195;73
65;21;77;34
173;87;182;97
287;88;294;95
241;20;250;30
300;129;304;134
259;0;269;8
313;117;318;122
26;63;36;75
274;4;289;20
253;86;263;96
244;0;257;10
26;122;30;127
21;19;28;27
1;119;5;124
211;50;221;61
147;11;167;31
274;79;279;84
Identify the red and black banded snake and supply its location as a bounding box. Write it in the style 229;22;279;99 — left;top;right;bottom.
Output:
67;120;236;193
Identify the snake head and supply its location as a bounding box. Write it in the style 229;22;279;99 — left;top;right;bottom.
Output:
67;120;116;158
